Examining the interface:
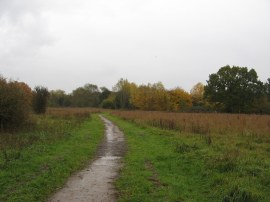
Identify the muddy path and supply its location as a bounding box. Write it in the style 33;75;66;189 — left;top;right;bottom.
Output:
49;115;126;202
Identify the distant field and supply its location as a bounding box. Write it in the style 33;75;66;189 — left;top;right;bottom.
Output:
111;110;270;136
107;111;270;201
47;107;105;115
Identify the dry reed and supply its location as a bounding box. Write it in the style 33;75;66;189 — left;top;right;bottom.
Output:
111;110;270;137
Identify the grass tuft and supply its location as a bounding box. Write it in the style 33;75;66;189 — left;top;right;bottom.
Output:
223;185;258;202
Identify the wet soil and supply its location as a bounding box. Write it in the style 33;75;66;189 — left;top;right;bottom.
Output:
49;115;126;202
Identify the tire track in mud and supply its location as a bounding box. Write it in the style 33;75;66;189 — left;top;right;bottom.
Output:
49;115;126;202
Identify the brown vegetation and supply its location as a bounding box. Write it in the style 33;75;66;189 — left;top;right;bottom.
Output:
0;76;33;131
47;107;104;117
111;110;270;136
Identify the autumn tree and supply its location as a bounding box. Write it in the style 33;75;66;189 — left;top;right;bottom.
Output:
0;76;33;130
33;86;50;114
190;82;205;106
130;82;169;111
204;66;265;113
151;82;169;111
168;88;192;111
130;84;151;110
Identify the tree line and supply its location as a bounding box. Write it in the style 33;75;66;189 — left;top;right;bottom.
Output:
1;65;270;130
48;65;270;114
48;79;197;111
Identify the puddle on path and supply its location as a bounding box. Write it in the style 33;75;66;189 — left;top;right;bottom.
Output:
49;116;126;202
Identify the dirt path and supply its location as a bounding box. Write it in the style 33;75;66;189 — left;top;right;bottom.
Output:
49;115;126;202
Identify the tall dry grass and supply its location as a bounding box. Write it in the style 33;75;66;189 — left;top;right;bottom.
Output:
111;110;270;137
47;107;104;116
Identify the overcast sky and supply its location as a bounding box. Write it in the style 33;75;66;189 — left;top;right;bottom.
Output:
0;0;269;93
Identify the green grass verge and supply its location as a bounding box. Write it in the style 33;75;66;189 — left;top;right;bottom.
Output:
0;114;104;202
105;114;270;202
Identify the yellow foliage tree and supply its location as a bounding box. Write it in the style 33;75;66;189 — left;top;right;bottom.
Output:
190;82;204;106
168;88;192;111
130;82;169;111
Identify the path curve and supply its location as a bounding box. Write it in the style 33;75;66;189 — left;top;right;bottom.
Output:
49;115;126;202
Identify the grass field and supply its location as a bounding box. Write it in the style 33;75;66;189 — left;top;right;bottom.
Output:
106;112;270;202
1;107;269;201
0;110;104;201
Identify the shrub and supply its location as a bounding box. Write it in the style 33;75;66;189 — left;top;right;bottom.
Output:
0;76;32;131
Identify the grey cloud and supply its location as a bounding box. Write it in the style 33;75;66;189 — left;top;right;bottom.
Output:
0;0;270;92
0;0;54;61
